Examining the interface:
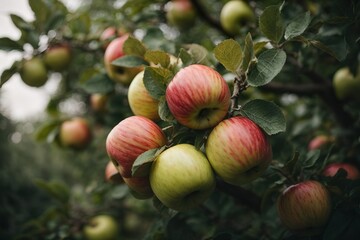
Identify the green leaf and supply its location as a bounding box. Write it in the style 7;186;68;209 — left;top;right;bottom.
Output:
35;120;61;142
303;149;321;169
1;61;19;87
253;41;269;55
158;97;175;122
29;0;48;31
241;33;254;72
178;48;193;67
112;55;149;68
214;39;242;73
0;37;23;51
309;36;348;61
10;14;33;31
184;44;211;65
144;50;170;68
247;49;286;86
45;12;66;32
240;99;286;135
81;73;115;94
143;67;173;100
132;146;166;177
259;4;285;43
34;179;70;204
285;12;311;40
123;36;147;57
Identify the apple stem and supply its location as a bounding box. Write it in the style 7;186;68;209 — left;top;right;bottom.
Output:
230;73;248;115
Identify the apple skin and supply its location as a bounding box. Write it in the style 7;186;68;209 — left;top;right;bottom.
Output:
90;93;108;113
106;116;167;178
322;162;360;180
333;67;360;101
205;116;272;186
308;135;333;150
166;0;196;29
44;44;72;72
83;215;119;240
123;176;154;199
150;144;216;211
104;35;143;85
105;160;124;184
128;71;160;121
165;64;231;129
20;57;48;87
220;0;255;35
277;180;331;232
59;117;92;149
100;27;118;49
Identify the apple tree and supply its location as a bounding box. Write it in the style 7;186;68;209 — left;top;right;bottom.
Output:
1;0;360;239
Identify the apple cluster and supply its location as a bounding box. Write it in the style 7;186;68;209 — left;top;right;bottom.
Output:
106;63;273;211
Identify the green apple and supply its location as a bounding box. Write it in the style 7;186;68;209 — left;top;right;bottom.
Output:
44;44;72;72
128;71;160;121
59;117;92;149
220;0;255;35
206;116;272;186
20;57;48;87
277;180;331;232
150;144;216;211
332;67;360;101
166;0;196;29
83;215;119;240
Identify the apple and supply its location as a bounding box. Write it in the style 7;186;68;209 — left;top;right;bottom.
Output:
150;144;216;211
106;116;167;178
100;27;118;49
20;57;48;87
105;160;123;184
128;71;160;121
123;176;154;199
205;116;272;186
277;180;332;232
165;64;231;129
90;93;108;113
166;0;196;29
104;35;143;85
220;0;255;35
83;214;119;240
308;135;333;150
44;44;72;72
332;67;360;101
322;162;360;180
59;117;92;149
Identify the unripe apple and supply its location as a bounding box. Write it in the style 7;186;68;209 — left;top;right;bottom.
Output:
20;57;48;87
150;144;216;211
166;0;196;29
59;117;92;149
277;180;331;232
308;135;333;150
106;116;167;178
83;214;119;240
44;44;72;72
123;176;154;199
332;67;360;101
105;160;123;184
90;93;108;113
104;35;143;85
166;64;231;129
220;0;255;35
128;71;160;121
206;116;272;186
323;162;360;180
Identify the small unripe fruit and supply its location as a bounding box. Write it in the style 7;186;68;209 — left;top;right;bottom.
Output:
44;44;72;72
59;117;92;149
332;67;360;101
20;57;48;87
166;0;196;29
83;215;119;240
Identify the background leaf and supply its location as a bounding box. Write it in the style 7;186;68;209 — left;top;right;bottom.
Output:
285;12;312;40
112;55;149;68
214;39;242;73
0;37;23;51
259;4;285;43
80;73;115;94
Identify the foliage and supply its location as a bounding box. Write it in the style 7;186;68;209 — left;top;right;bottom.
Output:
1;0;360;239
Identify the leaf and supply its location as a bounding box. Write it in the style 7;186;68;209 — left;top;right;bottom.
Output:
253;41;269;55
132;146;166;177
247;49;286;86
81;73;115;94
123;36;147;57
259;4;285;43
29;0;48;31
323;208;355;240
241;33;254;72
143;67;173;100
152;196;177;218
309;36;348;61
303;149;321;169
45;12;66;32
158;97;175;122
240;99;286;135
1;61;19;87
0;37;23;51
178;48;193;67
184;44;211;65
112;55;149;68
35;120;61;142
214;39;242;73
34;179;70;204
285;12;311;40
144;50;170;68
10;14;33;31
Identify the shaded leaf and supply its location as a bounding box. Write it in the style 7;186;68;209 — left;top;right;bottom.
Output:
158;97;175;122
45;12;66;32
112;55;149;68
132;146;166;177
240;99;286;135
253;41;269;55
184;44;211;65
309;36;348;61
144;50;170;68
242;33;254;72
143;67;173;100
1;61;19;87
34;179;70;204
81;73;115;94
0;37;23;51
259;4;285;43
178;48;193;67
29;0;48;31
303;149;321;169
285;12;311;40
123;36;147;57
214;39;242;73
35;120;62;142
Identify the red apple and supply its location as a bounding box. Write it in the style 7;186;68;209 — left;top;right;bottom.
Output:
205;116;272;185
128;71;160;121
106;116;167;178
104;35;143;85
59;117;92;149
166;64;231;129
166;0;196;29
322;162;360;180
277;180;331;231
308;135;333;150
20;57;48;87
100;27;118;49
90;93;108;113
44;44;72;72
105;160;123;184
